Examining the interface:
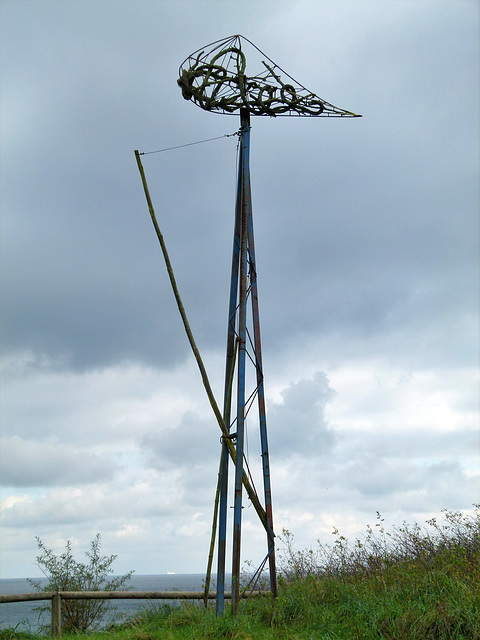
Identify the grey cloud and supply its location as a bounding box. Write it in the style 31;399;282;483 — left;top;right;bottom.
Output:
335;447;476;512
0;437;117;487
1;0;477;374
268;372;336;458
141;410;220;470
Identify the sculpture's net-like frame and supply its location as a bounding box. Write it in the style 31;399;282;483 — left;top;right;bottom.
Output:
178;35;360;117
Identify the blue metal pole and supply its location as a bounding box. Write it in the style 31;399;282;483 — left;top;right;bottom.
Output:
231;108;251;614
247;205;278;598
216;122;243;616
216;107;277;614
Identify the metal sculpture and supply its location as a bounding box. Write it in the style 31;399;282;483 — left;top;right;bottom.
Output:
178;35;360;615
178;34;360;118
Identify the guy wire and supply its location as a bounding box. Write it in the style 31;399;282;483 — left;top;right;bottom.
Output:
139;131;239;155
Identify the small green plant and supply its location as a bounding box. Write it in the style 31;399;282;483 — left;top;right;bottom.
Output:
0;629;38;640
28;533;133;633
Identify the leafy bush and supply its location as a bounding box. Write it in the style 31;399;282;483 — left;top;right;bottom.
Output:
273;506;480;639
277;505;480;583
28;534;133;633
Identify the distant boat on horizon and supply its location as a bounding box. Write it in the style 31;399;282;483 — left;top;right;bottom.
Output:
167;571;176;575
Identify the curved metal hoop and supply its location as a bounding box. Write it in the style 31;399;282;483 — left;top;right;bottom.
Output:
178;35;361;117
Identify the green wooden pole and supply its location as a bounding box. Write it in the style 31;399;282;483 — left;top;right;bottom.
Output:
134;151;271;533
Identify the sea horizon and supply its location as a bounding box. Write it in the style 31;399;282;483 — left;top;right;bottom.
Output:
0;574;228;631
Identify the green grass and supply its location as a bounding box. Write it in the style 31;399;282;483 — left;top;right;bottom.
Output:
2;507;478;639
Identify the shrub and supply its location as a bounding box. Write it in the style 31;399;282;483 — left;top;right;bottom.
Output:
274;507;479;639
28;534;133;633
277;505;479;583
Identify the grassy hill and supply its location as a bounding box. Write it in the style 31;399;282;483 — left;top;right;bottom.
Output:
2;507;478;639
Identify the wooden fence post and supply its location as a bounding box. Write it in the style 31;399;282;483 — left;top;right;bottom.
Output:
0;588;266;635
51;592;62;637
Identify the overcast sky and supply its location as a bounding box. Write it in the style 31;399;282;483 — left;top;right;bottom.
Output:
1;0;478;580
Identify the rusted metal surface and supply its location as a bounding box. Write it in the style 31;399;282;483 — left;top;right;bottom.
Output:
231;108;251;614
215;109;277;615
216;138;243;614
247;202;278;600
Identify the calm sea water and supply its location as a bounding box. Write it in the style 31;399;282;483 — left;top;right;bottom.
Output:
0;574;224;632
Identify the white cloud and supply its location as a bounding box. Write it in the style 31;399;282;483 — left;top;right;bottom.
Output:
1;350;477;577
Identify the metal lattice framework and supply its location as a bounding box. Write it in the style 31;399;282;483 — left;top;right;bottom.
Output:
178;35;360;117
176;35;360;617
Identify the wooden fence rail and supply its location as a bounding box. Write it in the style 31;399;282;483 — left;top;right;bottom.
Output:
0;590;266;637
